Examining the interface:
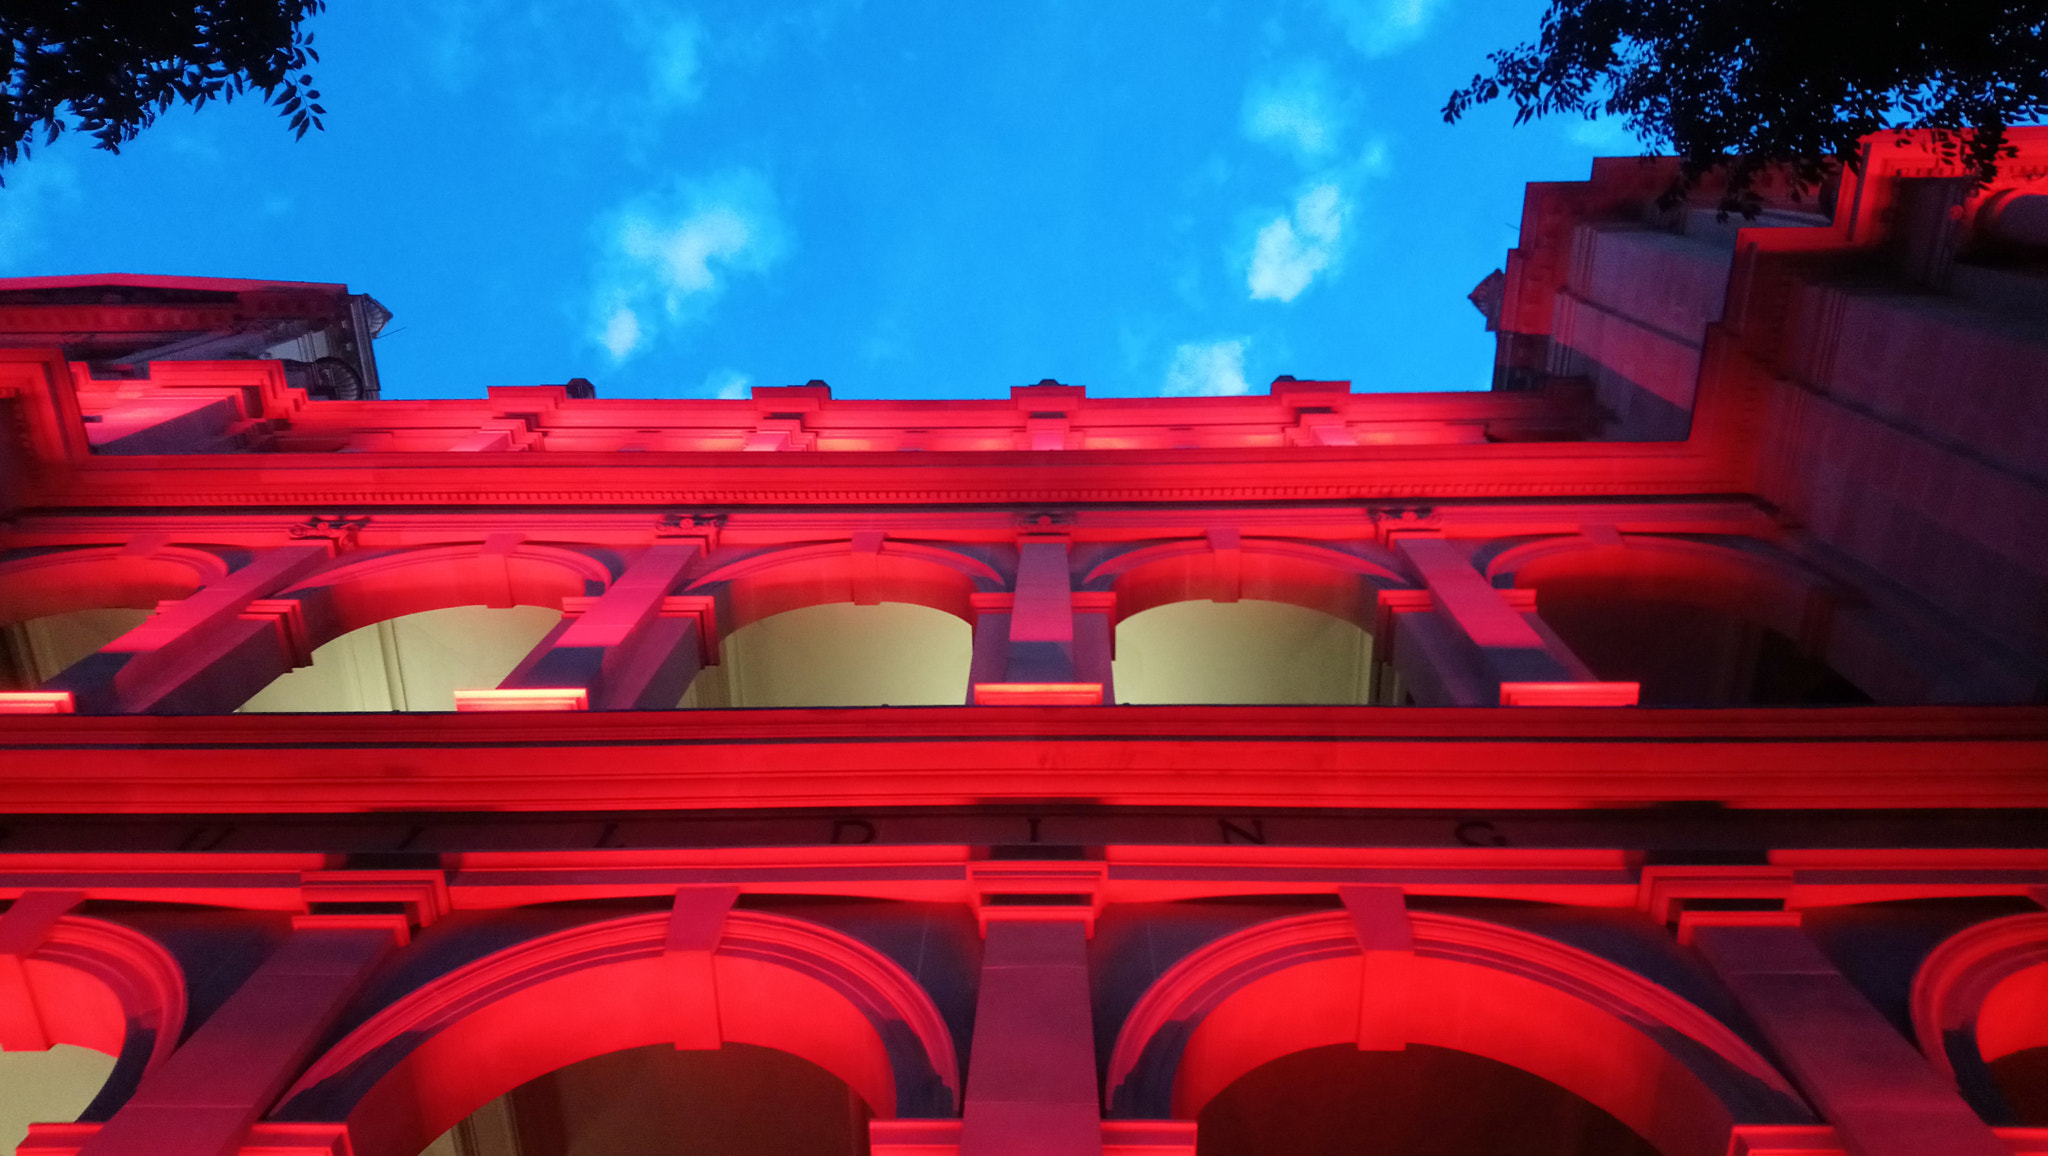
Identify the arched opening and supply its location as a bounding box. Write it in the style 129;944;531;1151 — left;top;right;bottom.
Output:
1196;1043;1658;1156
417;1043;870;1156
0;550;212;630
1500;544;1872;706
1911;912;2048;1125
681;603;971;708
1533;585;1867;706
280;545;608;646
1981;961;2048;1125
0;910;186;1149
0;1046;119;1153
240;605;561;711
0;608;151;690
277;911;958;1156
0;547;219;690
1114;600;1371;704
1992;1047;2048;1126
1109;912;1804;1156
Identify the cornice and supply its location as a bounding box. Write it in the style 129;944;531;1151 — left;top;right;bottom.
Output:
19;441;1741;510
0;704;2041;815
0;498;1773;549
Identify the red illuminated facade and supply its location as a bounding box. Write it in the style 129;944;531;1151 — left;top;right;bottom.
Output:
1;131;2047;1156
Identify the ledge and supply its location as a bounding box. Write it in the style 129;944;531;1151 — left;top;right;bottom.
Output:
17;440;1741;509
0;704;2042;814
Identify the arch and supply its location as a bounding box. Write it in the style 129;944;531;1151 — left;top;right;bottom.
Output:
422;1042;874;1156
682;601;971;708
0;913;187;1118
240;605;564;712
1484;535;1870;705
1483;536;1825;642
1113;600;1372;705
1087;539;1402;631
274;910;960;1156
1912;913;2048;1085
687;541;993;634
1;608;152;689
1195;1043;1662;1156
0;546;226;626
277;543;612;651
1106;910;1807;1156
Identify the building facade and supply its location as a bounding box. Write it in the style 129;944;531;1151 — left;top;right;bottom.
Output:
0;131;2045;1156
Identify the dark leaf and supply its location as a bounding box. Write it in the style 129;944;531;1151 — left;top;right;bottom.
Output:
1442;0;2048;212
0;0;331;175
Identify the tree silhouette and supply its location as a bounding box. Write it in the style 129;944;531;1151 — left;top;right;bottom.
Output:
1;0;326;182
1445;0;2048;214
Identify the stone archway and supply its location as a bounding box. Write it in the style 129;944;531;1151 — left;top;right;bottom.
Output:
1195;1043;1661;1156
0;905;187;1145
1483;535;1870;706
1086;538;1398;706
1913;912;2048;1124
239;605;564;712
1112;600;1372;704
681;602;971;707
0;547;224;690
1107;910;1808;1156
418;1042;872;1156
275;909;959;1156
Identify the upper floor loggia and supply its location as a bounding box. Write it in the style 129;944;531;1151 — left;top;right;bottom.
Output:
0;129;2043;717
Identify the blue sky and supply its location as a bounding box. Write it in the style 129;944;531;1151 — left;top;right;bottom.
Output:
0;0;1638;401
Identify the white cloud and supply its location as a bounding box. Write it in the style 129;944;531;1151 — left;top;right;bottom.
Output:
1323;0;1444;57
601;308;644;360
619;203;756;298
1247;182;1348;303
1164;339;1252;396
588;169;786;362
701;368;752;398
0;159;81;273
1241;65;1346;163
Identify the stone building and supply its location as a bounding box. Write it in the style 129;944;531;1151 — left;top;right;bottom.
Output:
0;130;2044;1156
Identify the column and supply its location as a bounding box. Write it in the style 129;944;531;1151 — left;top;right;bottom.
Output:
77;916;401;1156
42;544;332;714
1387;535;1636;706
967;596;1014;704
1689;917;2007;1156
970;534;1111;706
960;916;1103;1156
475;537;712;711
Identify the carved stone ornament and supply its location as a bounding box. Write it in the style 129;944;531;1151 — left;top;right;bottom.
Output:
285;515;371;550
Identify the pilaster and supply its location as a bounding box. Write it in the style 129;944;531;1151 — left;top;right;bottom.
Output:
1384;535;1636;706
41;542;333;714
1687;913;2008;1156
970;528;1111;706
477;524;716;711
74;915;400;1156
959;904;1104;1156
